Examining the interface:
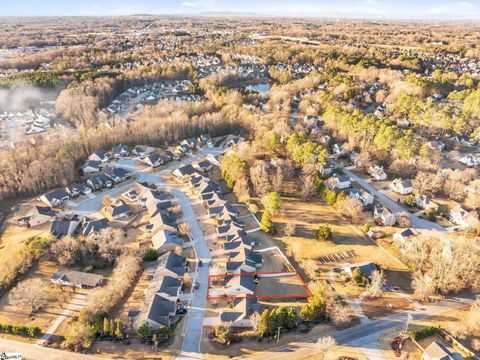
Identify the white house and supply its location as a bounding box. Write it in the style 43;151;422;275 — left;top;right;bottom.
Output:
332;143;346;156
17;206;56;227
82;161;102;174
328;174;351;190
393;228;418;250
368;165;387;181
415;195;439;212
349;187;374;206
373;204;396;226
390;179;414;195
450;206;480;229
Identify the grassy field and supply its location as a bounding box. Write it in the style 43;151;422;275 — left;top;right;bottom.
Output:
361;292;413;320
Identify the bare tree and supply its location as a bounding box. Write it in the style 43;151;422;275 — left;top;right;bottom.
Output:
413;171;443;197
328;303;353;326
366;270;385;298
9;278;45;314
283;222;296;237
272;167;284;193
183;273;192;286
249;311;261;332
316;336;337;359
170;204;183;216
301;173;316;201
335;197;363;223
102;196;112;208
178;223;191;237
250;160;271;196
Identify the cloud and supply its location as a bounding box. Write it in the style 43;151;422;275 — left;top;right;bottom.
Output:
181;1;197;7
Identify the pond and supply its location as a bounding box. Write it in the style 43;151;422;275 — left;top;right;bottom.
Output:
244;83;271;94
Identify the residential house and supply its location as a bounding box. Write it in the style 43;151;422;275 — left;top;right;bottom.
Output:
224;271;255;297
341;261;377;279
66;183;92;197
82;160;102;174
455;134;472;146
226;248;263;274
393;228;419;250
89;149;109;163
141;152;163;167
132;145;149;157
390;179;414;195
50;215;82;239
328;174;351;190
193;160;213;172
144;295;177;329
82;218;109;237
41;189;70;207
112;144;129;158
148;212;177;234
152;229;184;254
87;175;113;191
140;189;169;207
156;251;185;278
415;195;439;212
373;204;396;226
219;297;261;328
156;276;183;301
426;140;445;152
105;200;132;220
181;138;197;150
51;269;103;288
332;143;346;156
105;167;131;183
450;206;480;229
368;165;387;181
349;187;374;207
17;206;56;227
458;154;480;167
422;341;454;360
173;164;202;179
198;133;213;147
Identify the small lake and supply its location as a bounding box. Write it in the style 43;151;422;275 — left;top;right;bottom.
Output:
244;83;271;94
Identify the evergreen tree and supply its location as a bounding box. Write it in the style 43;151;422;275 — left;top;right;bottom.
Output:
102;317;109;336
114;319;123;340
260;210;276;235
109;319;115;337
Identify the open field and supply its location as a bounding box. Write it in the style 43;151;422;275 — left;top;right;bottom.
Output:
361;292;413;320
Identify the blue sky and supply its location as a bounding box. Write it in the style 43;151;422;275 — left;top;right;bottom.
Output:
2;0;480;19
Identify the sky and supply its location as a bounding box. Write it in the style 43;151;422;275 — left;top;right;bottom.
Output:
2;0;480;19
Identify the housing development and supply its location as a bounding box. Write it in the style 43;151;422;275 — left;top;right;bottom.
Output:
0;5;480;360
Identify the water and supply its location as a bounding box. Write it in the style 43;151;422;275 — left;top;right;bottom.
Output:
245;83;271;94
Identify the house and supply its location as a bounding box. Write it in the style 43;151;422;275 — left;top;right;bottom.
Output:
193;160;213;172
341;261;377;279
415;195;439;212
393;228;418;250
458;154;480;167
66;183;92;197
105;167;131;183
373;204;396;226
50;215;82;239
112;144;129;158
219;297;261;328
396;118;410;128
390;179;414;195
152;229;184;254
156;276;183;301
178;144;192;155
82;218;109;237
149;212;177;233
224;271;255;297
349;187;374;206
166;149;181;161
156;251;185;278
426;140;445;152
172;164;201;179
455;134;472;146
51;269;103;288
17;206;56;227
328;174;351;190
422;341;454;360
82;160;102;174
450;206;480;229
41;189;70;207
140;189;169;207
141;152;163;167
368;165;387;181
198;133;213;147
87;175;113;190
105;200;132;220
195;180;220;196
89;149;109;163
144;295;177;329
226;248;263;274
332;143;346;156
132;145;148;157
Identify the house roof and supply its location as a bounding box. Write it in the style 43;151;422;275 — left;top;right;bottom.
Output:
106;167;130;179
157;276;182;297
147;294;176;326
83;218;109;236
51;269;103;287
346;261;377;278
150;212;177;232
43;189;69;202
84;160;102;169
175;164;199;177
423;341;453;360
106;201;132;217
112;144;129;154
35;206;57;217
67;183;88;193
157;251;185;277
152;229;184;249
50;216;81;239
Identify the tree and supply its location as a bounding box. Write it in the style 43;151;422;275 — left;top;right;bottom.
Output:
258;309;270;336
178;223;191;236
301;173;316;201
261;192;282;215
404;194;416;207
103;317;110;336
114;319;123;340
102;196;112;208
352;268;368;286
250;161;271;196
367;270;386;298
300;290;327;323
137;323;151;342
260;210;276;235
8;278;45;315
109;319;115;337
413;171;443;196
283;222;296;237
143;247;159;262
316;224;332;241
272;167;284;193
328;303;353;326
316;336;337;359
64;321;96;351
335;196;363;223
249;311;261;332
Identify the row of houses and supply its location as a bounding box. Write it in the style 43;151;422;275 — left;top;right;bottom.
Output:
174;162;263;328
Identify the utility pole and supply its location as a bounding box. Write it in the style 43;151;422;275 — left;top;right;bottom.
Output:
277;326;282;344
401;313;412;335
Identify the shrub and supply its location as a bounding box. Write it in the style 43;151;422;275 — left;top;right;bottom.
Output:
316;224;332;241
0;323;41;338
213;326;234;345
352;268;368;286
143;248;159;262
260;210;276;235
360;223;371;233
137;323;151;342
404;194;416;207
410;326;441;341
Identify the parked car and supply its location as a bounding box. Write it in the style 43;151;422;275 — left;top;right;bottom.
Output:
194;281;199;290
176;307;187;315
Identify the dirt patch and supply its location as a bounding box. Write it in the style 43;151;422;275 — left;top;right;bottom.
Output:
255;275;311;299
361;292;413;320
